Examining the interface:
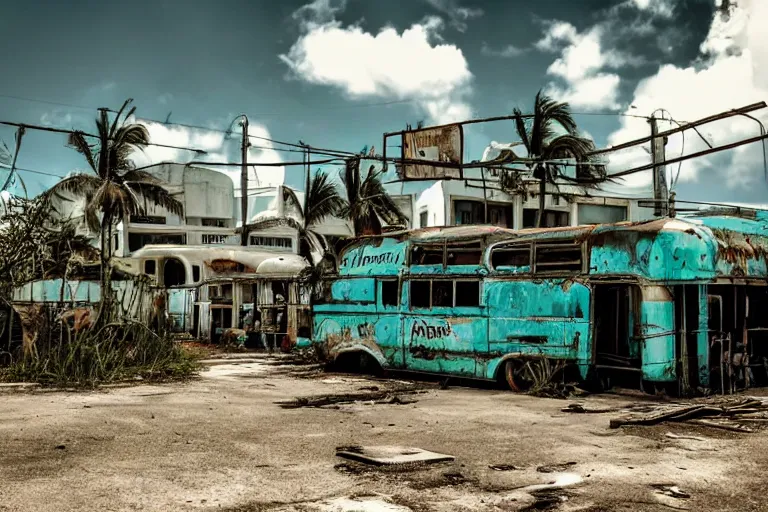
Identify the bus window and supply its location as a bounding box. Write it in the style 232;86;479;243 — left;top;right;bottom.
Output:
491;244;531;269
446;242;482;265
534;240;582;273
412;245;444;265
411;281;431;308
455;281;480;307
432;281;454;307
381;280;399;307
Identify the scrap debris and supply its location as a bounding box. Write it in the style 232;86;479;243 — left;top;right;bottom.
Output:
335;445;454;466
609;397;768;432
561;403;621;414
275;388;421;409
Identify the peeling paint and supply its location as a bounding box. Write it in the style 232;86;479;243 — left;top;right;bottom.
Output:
311;215;768;387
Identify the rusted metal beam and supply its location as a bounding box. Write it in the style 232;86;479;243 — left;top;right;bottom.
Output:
588;102;767;156
607;131;768;180
382;114;529;138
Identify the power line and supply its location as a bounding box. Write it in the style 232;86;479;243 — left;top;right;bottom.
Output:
0;119;208;154
0;92;415;116
136;115;358;157
571;111;651;120
0;93;103;113
3;166;66;178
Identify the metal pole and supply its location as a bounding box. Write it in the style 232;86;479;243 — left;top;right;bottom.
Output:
650;115;669;217
481;167;488;224
240;116;249;246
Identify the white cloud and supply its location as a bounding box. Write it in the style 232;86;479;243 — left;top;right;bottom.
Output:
40;111;74;127
606;0;768;195
424;0;483;32
628;0;674;18
536;23;639;110
281;0;473;124
134;119;286;189
481;42;525;58
534;21;579;51
545;74;622;110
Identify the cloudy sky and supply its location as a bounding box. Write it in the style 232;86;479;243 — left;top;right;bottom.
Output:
1;0;767;206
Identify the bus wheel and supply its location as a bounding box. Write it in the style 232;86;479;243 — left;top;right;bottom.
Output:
504;359;534;392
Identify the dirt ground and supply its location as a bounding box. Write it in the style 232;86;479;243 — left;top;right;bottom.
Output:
1;353;766;512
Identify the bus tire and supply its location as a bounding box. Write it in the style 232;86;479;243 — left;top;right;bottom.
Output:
503;358;533;392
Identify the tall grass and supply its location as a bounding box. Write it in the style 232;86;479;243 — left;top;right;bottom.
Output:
0;302;199;388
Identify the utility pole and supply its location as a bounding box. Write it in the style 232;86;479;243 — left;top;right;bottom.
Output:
240;116;250;246
649;114;669;217
299;140;310;214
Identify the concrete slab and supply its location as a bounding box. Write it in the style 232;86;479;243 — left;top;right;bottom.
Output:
336;445;455;466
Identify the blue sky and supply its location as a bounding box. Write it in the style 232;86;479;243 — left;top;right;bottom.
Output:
1;0;767;205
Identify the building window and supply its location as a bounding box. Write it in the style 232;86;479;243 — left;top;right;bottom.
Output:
192;265;201;282
144;260;156;275
130;215;166;224
522;209;570;228
419;210;428;228
201;218;228;228
454;200;511;227
249;235;293;249
381;280;399;307
577;204;628;225
202;234;229;244
128;233;186;252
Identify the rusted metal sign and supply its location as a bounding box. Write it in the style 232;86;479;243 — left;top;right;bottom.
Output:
400;125;463;180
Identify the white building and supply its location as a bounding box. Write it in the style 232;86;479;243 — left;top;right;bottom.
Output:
116;163;238;255
378;142;657;231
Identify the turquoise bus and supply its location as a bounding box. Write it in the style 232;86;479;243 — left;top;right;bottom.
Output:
307;212;768;393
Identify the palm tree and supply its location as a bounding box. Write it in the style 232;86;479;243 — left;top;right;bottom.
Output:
50;99;183;298
247;170;345;266
341;157;408;236
512;90;606;227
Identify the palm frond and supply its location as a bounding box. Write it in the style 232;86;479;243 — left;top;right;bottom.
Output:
95;111;110;178
109;98;134;139
536;90;577;135
544;134;607;182
66;132;98;173
109;124;150;171
125;182;184;218
282;185;305;221
304;171;344;228
244;216;304;234
120;169;162;184
340;160;407;235
512;107;532;156
50;173;102;197
303;229;330;266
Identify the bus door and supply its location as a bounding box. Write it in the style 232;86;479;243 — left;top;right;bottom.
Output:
402;278;485;377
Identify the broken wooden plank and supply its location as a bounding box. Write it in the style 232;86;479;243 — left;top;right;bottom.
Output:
686;419;754;433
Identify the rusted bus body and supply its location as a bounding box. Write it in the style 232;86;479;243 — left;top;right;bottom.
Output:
308;212;768;392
